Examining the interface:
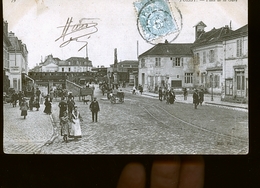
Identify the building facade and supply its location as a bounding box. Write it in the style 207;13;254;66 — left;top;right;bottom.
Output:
138;41;193;91
8;31;29;92
222;25;248;100
191;21;233;94
3;20;12;92
31;55;93;73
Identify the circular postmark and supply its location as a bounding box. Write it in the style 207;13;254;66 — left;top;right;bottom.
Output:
136;0;182;44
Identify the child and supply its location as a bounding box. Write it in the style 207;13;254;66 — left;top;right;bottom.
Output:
60;111;70;143
20;98;29;119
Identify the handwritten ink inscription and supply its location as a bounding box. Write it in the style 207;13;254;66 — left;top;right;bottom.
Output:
55;17;99;51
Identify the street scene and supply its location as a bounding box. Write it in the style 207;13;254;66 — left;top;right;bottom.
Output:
3;84;248;154
3;0;248;155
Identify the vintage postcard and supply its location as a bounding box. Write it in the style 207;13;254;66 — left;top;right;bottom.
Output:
3;0;248;155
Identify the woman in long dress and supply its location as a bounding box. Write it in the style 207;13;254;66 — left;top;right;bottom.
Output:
70;106;83;140
43;95;52;114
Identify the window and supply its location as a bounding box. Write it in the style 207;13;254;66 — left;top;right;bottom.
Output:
225;79;233;96
214;75;219;88
155;58;161;67
195;53;200;64
62;68;64;72
68;68;71;72
172;57;181;67
185;73;193;84
209;50;215;63
203;52;206;64
236;39;242;57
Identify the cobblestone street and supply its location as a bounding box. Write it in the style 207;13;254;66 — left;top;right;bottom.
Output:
39;86;248;155
3;85;248;155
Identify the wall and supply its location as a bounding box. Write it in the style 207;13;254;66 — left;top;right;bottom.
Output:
65;80;83;97
138;55;193;91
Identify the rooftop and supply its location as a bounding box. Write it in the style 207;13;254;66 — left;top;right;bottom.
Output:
139;42;193;57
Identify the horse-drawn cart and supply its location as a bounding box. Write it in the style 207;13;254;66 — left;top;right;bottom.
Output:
109;91;124;104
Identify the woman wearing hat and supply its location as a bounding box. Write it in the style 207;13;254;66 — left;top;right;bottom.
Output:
20;98;29;119
43;94;52;114
70;105;83;140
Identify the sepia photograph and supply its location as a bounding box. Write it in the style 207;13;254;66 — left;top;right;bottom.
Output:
3;0;248;155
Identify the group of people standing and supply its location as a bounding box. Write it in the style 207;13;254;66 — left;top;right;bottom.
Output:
157;87;204;109
132;85;143;95
58;94;100;143
193;89;204;109
159;87;176;104
58;94;83;142
13;88;42;119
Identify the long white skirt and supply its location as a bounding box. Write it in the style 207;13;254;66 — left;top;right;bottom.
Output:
70;119;82;138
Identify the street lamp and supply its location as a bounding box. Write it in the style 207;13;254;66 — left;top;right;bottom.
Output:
211;73;214;101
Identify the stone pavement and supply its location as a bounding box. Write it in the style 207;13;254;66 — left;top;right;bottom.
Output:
120;87;248;111
38;84;248;154
3;103;53;154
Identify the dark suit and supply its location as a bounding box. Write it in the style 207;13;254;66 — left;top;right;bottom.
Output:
89;100;100;122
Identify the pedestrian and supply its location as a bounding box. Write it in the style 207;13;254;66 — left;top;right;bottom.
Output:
43;94;52;114
49;89;54;102
183;88;188;100
70;105;83;140
35;98;40;111
198;89;204;106
162;88;166;100
60;111;70;143
132;86;136;95
67;98;75;118
193;89;200;109
68;92;74;100
29;96;34;111
36;88;41;101
159;87;163;101
169;88;176;104
20;98;29;119
18;91;24;106
11;92;18;107
140;85;143;95
59;97;67;119
89;97;100;122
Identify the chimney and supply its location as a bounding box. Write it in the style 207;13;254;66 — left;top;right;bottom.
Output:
194;21;207;40
114;48;118;66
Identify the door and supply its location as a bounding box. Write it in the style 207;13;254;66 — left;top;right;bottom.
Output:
236;71;245;97
171;80;182;88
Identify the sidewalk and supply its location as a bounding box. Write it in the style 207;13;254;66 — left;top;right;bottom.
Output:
3;103;53;154
120;87;248;111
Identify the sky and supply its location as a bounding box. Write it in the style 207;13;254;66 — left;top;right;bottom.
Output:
3;0;247;69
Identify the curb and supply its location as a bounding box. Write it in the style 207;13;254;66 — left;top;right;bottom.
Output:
205;102;248;110
124;90;248;111
42;113;59;147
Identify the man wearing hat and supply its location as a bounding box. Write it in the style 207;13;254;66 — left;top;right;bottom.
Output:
193;89;200;109
89;97;100;122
